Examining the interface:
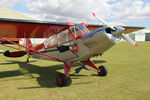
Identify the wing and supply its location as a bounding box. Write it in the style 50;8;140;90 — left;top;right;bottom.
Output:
122;26;145;34
0;18;70;38
87;24;145;34
0;18;144;38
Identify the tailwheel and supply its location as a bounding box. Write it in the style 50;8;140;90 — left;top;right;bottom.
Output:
56;74;68;87
98;65;108;76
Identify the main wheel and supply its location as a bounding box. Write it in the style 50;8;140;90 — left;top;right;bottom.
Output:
98;65;108;76
56;74;68;87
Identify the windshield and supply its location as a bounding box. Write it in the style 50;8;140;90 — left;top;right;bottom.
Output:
70;24;89;38
75;24;89;33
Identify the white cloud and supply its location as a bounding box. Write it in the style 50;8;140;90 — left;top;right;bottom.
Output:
26;0;150;22
0;0;150;22
27;0;113;22
111;0;150;20
0;0;31;8
0;0;21;8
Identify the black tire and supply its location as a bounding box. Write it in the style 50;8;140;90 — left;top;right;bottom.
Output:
98;65;108;76
56;74;68;87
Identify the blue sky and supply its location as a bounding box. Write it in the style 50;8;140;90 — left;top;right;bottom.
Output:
0;0;150;29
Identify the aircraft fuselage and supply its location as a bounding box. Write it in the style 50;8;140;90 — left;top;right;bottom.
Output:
33;26;124;62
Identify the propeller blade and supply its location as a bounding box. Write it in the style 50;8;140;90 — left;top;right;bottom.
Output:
121;34;138;47
92;12;137;47
92;12;115;31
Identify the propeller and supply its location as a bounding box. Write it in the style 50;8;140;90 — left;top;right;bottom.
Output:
121;34;138;46
92;12;115;31
92;12;137;47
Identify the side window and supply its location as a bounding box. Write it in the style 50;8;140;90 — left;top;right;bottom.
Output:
44;27;79;48
57;29;73;45
44;34;58;48
76;27;83;37
69;26;76;37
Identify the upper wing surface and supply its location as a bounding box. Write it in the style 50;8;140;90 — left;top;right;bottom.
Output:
0;18;69;38
87;24;144;34
0;18;144;38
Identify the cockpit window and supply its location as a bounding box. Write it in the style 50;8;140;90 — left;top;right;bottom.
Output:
57;29;72;44
70;24;89;38
44;28;74;48
76;24;89;33
44;24;89;48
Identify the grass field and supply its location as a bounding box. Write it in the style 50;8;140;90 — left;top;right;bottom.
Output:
0;42;150;100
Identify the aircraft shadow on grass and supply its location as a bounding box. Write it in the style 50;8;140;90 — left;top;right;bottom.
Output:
0;60;106;89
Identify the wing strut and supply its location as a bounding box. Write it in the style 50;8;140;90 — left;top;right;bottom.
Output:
26;38;33;62
64;62;74;76
0;37;63;62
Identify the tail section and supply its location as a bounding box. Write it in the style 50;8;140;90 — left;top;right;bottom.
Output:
3;39;33;58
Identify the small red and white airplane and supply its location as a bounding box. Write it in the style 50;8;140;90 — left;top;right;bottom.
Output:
0;13;144;86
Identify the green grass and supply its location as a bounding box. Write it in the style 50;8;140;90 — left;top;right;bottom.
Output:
0;42;150;100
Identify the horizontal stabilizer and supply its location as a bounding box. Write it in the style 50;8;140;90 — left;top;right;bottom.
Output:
3;50;27;57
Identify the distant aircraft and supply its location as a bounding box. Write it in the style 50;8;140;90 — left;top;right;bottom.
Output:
0;13;144;86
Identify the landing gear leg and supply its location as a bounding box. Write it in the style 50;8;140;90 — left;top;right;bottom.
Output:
56;62;74;87
71;62;99;76
80;60;108;76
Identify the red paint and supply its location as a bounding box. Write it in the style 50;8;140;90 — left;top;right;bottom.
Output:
135;43;138;47
0;23;69;38
75;32;87;39
23;32;26;46
68;22;74;27
80;59;100;71
27;39;33;49
3;38;21;41
0;37;63;62
64;62;74;76
0;43;57;61
82;21;88;27
4;51;27;57
57;77;61;84
34;43;45;50
0;21;102;38
92;12;96;16
0;43;37;57
71;45;78;52
68;29;75;39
